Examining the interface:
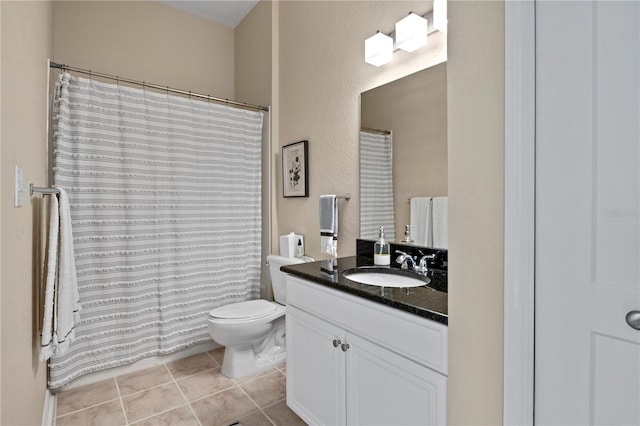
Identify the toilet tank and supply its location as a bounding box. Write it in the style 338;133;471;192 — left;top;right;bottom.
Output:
267;254;314;305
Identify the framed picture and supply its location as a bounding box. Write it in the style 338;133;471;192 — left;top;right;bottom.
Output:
282;140;309;197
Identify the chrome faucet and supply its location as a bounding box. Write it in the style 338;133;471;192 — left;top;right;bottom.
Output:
417;253;436;273
395;250;417;271
396;250;436;274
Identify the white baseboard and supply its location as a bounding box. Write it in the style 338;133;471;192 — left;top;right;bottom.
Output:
42;389;56;426
59;341;218;391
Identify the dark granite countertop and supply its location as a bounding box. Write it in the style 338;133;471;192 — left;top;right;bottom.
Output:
281;256;448;325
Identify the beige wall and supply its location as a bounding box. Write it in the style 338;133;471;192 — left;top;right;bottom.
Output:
53;1;235;99
361;62;448;239
1;1;54;424
235;0;272;107
448;1;505;424
277;0;446;259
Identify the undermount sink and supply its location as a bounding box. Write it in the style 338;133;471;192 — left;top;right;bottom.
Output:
343;267;430;288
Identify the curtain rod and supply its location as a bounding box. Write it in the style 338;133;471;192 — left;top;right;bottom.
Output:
50;62;269;112
361;127;391;135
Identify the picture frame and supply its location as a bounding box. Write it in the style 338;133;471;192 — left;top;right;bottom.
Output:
282;140;309;198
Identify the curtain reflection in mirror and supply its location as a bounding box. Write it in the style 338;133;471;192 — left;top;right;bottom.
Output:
360;129;395;240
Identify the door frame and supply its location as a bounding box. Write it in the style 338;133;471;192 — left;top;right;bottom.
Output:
504;0;535;424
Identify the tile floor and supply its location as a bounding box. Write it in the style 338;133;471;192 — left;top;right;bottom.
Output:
55;348;306;426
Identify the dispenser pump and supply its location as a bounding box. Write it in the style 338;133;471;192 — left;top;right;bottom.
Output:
374;226;391;266
402;225;414;243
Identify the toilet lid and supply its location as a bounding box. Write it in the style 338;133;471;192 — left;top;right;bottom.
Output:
208;299;278;320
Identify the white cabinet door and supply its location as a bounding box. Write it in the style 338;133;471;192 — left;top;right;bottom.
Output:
345;334;447;426
286;306;346;426
536;1;640;424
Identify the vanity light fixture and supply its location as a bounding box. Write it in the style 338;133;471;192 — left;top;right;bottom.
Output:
433;0;448;34
364;0;447;66
365;31;394;67
395;12;429;53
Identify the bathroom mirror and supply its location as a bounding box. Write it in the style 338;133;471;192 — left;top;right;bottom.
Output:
359;62;448;246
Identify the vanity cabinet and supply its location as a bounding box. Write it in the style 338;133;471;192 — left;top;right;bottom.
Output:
286;276;448;426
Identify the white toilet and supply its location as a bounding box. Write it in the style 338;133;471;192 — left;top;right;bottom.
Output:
207;254;314;378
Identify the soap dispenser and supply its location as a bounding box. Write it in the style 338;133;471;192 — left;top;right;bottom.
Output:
374;226;391;266
401;225;414;243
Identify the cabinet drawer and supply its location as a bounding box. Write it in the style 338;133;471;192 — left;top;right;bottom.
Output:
287;276;448;374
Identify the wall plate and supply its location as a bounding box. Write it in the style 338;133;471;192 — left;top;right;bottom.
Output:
14;165;24;208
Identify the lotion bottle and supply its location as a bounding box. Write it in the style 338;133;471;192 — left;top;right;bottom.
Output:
374;226;391;266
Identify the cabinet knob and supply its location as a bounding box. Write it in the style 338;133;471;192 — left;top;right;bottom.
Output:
332;339;341;347
341;343;350;352
627;310;640;330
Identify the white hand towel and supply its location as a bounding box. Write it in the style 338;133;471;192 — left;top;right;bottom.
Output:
321;236;338;256
39;187;81;362
54;187;81;356
432;197;448;249
40;194;60;362
410;197;432;247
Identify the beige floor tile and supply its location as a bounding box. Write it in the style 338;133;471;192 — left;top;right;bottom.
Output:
56;378;119;416
116;365;173;396
56;399;125;426
263;400;307;426
238;410;275;426
240;372;286;408
177;367;236;401
190;386;259;426
130;404;199;426
209;346;225;364
234;367;279;384
166;352;219;379
121;382;186;423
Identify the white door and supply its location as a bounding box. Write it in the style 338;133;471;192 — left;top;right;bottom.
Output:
345;333;446;426
535;1;640;424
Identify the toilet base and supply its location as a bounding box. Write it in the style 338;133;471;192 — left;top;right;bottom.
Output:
221;343;286;379
219;318;287;379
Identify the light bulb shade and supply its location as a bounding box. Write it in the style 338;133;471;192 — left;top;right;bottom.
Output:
433;0;448;34
365;32;393;67
395;12;428;53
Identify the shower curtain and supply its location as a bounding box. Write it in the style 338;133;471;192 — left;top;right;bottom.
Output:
48;72;264;389
359;130;395;240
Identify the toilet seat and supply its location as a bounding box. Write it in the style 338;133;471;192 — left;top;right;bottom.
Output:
208;299;283;322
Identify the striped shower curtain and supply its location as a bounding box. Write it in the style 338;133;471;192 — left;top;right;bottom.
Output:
359;130;395;240
49;73;264;389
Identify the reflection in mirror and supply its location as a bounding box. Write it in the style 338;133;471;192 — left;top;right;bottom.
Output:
360;128;395;240
360;62;448;248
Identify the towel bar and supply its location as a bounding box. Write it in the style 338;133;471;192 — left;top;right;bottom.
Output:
30;184;60;196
